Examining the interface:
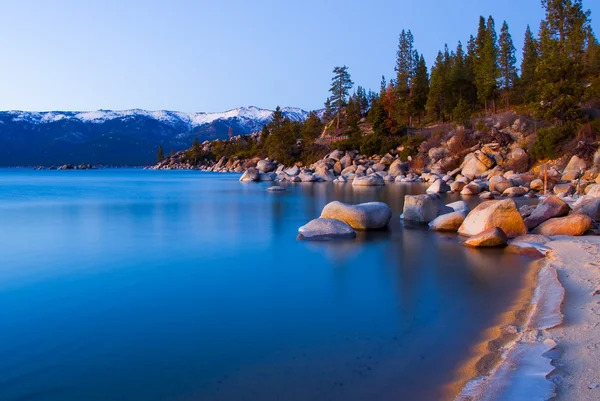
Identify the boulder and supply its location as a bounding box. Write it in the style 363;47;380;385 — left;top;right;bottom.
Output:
258;172;274;181
533;214;592;236
587;184;600;197
530;179;544;192
479;191;494;200
458;199;527;238
239;167;260;182
426;179;451;194
464;227;508;247
267;186;286;192
284;165;300;176
572;196;600;220
297;218;357;241
462;151;495;177
444;201;469;215
524;196;571;230
328;149;344;161
519;205;536;218
320;201;392;230
461;183;481;195
388;160;407;177
299;172;316;182
257;160;277;173
502;187;528;197
489;176;512;193
553;183;575;197
352;175;385;187
564;155;586;173
340;154;354;169
314;165;336;182
372;163;387;172
451;181;466;192
402;194;450;223
429;211;466;232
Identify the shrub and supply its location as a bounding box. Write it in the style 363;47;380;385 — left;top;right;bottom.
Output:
531;125;576;161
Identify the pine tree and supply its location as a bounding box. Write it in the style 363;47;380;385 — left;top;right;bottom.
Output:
426;51;447;122
301;111;324;146
536;0;591;123
474;16;500;112
323;98;334;123
157;145;165;162
521;25;539;104
192;138;200;149
410;54;429;123
328;66;354;130
395;30;417;125
271;106;284;130
449;41;471;111
498;21;518;108
355;86;370;116
465;35;479;106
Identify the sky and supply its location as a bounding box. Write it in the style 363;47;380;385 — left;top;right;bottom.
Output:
0;0;598;113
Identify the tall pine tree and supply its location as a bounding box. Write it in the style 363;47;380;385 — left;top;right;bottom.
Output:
521;25;539;104
328;66;354;131
536;0;591;123
395;30;417;125
410;54;430;123
498;21;518;108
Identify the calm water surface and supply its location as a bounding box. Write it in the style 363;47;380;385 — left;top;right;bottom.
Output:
0;169;531;401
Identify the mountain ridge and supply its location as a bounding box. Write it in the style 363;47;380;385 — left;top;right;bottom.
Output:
0;106;315;166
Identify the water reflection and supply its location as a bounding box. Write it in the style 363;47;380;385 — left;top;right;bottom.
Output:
0;170;532;401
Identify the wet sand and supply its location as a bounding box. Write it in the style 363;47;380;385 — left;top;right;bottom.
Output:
451;236;600;401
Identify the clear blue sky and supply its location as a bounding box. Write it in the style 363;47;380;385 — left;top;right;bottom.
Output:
0;0;598;113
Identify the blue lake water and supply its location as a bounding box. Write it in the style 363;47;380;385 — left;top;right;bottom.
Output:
0;169;531;401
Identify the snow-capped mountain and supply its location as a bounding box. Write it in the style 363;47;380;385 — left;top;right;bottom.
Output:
0;106;313;166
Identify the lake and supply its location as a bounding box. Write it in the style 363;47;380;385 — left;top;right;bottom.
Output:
0;169;532;401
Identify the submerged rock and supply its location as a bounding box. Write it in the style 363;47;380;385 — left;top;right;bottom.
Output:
458;199;527;238
533;214;592;236
464;227;508;247
320;201;392;230
267;186;286;192
297;218;357;241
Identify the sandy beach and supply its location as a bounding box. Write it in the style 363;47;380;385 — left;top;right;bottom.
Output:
454;236;600;400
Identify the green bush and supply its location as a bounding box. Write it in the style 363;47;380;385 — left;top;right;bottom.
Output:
531;125;576;160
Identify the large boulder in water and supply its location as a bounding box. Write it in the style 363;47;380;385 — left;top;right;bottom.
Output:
428;211;466;232
402;194;450;223
239;167;260;182
533;214;592;236
464;227;508;248
524;196;570;230
320;201;392;230
458;199;527;238
352;175;385;187
298;218;357;241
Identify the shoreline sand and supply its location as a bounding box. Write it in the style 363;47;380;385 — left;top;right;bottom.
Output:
451;236;600;400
